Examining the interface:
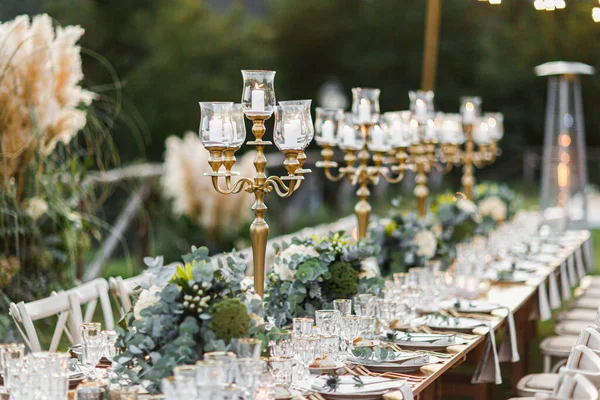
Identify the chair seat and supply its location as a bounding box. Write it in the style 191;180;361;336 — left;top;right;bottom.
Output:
558;308;598;322
516;373;558;397
572;297;599;310
581;276;600;290
555;321;590;336
540;335;578;357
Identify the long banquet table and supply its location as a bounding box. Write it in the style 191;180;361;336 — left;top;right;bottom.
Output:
297;229;592;400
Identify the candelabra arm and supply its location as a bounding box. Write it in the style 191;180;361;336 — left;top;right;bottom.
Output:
264;176;300;198
208;175;255;195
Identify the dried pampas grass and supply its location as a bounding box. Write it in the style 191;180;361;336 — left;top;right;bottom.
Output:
0;14;95;180
162;132;255;235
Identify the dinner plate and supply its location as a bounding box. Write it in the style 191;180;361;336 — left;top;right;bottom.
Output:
348;355;440;373
387;332;467;351
412;315;487;332
486;269;531;283
307;376;403;399
439;299;501;314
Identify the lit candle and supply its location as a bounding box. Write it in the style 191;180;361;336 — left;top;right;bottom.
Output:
425;120;437;140
474;122;489;143
321;120;335;143
414;99;428;120
441;120;455;143
370;125;384;148
357;100;371;123
342;126;356;147
209;119;223;142
251;85;265;112
463;102;476;123
284;118;301;147
223;122;233;142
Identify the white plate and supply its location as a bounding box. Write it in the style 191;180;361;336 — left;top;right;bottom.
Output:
412;315;487;332
388;332;467;350
348;355;440;373
485;269;531;283
439;299;501;314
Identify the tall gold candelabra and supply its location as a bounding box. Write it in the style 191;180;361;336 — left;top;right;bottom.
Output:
200;71;312;297
410;122;439;217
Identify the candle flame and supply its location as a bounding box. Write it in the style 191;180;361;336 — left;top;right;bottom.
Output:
465;102;474;112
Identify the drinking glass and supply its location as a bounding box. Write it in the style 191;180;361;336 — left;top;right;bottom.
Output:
222;384;244;400
268;331;293;358
101;330;118;361
235;358;263;399
76;382;105;400
110;385;139;400
377;299;396;334
174;365;198;398
268;356;294;388
292;318;313;336
232;338;262;359
292;336;319;382
333;299;352;317
353;294;375;316
315;310;340;336
358;316;376;340
47;352;70;400
81;322;102;379
340;316;361;354
0;343;25;389
203;352;237;384
316;334;339;361
161;377;178;400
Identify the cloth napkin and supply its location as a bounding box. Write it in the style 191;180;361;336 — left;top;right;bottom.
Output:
560;262;571;301
498;308;520;363
471;324;502;385
567;254;578;287
548;271;561;310
584;239;593;273
575;247;586;281
538;280;552;322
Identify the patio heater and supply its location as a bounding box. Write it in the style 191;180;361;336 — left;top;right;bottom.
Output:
535;62;595;230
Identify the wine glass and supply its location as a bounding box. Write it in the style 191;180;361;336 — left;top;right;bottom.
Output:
80;323;102;380
333;299;352;317
292;336;320;382
315;310;341;336
340;316;361;355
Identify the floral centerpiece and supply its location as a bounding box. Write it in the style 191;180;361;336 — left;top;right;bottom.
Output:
433;193;482;246
115;247;263;392
370;212;448;276
474;182;522;232
264;232;383;327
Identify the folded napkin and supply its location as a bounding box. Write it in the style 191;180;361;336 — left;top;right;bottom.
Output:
548;272;561;310
498;308;520;363
560;262;571;301
567;254;578;287
471;324;502;385
538;280;552;322
584;239;593;273
393;333;455;345
309;375;413;399
576;247;586;281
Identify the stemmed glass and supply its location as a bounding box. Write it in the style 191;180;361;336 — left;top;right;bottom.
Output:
333;299;352;317
353;294;375;316
235;358;263;399
340;316;361;355
376;299;396;335
80;323;103;379
292;318;313;336
268;331;293;358
315;310;341;336
292;335;320;382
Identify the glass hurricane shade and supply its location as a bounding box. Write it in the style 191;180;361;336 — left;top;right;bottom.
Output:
315;108;343;145
383;111;413;148
273;100;313;151
460;96;482;124
409;90;435;123
241;70;276;117
351;88;381;124
437;113;465;144
338;112;364;150
483;112;504;140
199;102;246;148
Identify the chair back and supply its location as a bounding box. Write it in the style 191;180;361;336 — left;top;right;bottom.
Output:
109;273;152;315
578;328;600;352
9;292;82;352
568;345;600;372
553;371;599;399
63;278;115;331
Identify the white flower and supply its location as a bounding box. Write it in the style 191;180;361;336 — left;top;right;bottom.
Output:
240;276;253;291
359;257;380;279
133;285;162;321
413;230;437;259
456;199;478;215
24;197;48;221
479;196;507;222
274;244;320;281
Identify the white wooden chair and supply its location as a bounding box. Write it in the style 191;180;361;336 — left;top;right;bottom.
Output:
60;278;115;333
511;371;600;400
517;335;600;397
9;291;83;352
109;273;153;315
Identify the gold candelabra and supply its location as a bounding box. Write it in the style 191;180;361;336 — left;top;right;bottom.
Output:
315;92;412;240
410;122;440;217
200;71;313;297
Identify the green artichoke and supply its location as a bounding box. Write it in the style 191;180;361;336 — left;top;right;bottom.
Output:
208;298;251;341
321;261;359;300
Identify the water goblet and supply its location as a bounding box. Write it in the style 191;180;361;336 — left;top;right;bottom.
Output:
203;352;237;384
232;338;262;359
235;358;263;398
315;310;341;336
0;343;25;389
292;317;313;336
268;356;294;388
333;299;352;316
353;294;375;316
174;365;198;398
358;316;376;340
268;331;293;358
340;316;361;355
101;330;118;362
292;335;320;382
376;299;396;334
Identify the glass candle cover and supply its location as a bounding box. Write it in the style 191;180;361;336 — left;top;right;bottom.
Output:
472;117;493;144
241;70;276;117
230;103;247;147
409;90;435;123
383;111;413;148
337;112;364;150
352;88;380;124
438;114;465;144
273;100;313;151
460;96;482;124
199;102;235;148
315;107;343;145
484;112;504;140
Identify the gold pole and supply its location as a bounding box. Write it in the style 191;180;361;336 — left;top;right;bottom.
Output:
421;0;442;91
355;124;372;240
461;123;475;200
